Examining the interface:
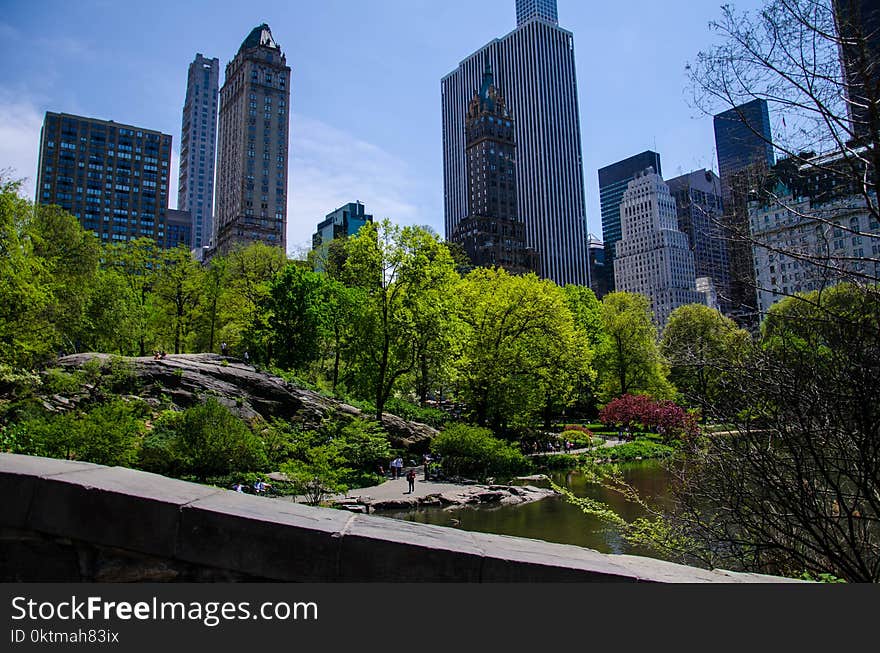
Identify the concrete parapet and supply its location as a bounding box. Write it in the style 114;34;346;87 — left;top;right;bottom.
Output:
0;454;797;582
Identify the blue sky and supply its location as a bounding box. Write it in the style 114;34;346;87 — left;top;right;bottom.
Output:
0;0;764;254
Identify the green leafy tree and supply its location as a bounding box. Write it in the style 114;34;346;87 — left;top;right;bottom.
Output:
266;264;327;370
152;245;204;354
456;268;592;429
660;303;750;413
343;220;459;421
595;292;673;401
281;446;348;506
431;424;529;482
102;238;161;356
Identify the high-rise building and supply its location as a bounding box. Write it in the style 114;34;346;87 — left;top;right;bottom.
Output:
832;0;880;142
312;201;373;250
587;234;612;299
515;0;558;26
597;150;662;291
613;167;705;327
165;209;193;249
178;54;219;252
442;0;590;287
666;169;730;310
214;24;291;255
35;112;172;245
713;99;775;323
451;62;538;275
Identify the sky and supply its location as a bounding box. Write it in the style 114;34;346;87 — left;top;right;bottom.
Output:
0;0;766;255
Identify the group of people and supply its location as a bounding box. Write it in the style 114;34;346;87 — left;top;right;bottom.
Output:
232;479;271;494
386;455;426;494
153;350;168;360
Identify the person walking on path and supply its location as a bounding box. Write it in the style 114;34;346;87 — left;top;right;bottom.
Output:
406;468;416;494
422;453;431;481
391;456;403;479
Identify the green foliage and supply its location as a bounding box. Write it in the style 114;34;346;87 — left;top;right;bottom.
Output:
431;424;530;482
142;398;268;481
583;439;676;463
661;304;750;412
5;399;147;466
384;397;449;428
281;446;349;506
266;264;328;370
595;292;673;401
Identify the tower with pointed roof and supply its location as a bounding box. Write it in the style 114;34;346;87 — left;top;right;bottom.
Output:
452;62;537;274
213;23;291;255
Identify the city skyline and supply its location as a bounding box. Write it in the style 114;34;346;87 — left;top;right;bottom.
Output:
0;0;768;256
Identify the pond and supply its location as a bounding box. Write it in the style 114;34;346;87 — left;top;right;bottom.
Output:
380;460;673;560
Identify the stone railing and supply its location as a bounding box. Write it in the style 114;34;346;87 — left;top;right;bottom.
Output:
0;454;796;582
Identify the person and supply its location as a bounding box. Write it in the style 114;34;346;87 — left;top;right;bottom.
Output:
422;453;431;481
221;341;228;356
233;483;244;493
406;468;416;494
243;350;250;364
391;456;403;479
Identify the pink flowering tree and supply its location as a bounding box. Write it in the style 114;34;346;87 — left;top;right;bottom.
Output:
599;394;699;442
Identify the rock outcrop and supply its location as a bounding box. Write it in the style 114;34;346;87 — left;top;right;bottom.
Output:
334;484;556;512
52;353;438;450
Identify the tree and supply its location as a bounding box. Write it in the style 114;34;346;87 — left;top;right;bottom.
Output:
595;292;673;401
343;220;459;421
431;424;530;482
688;0;880;309
660;303;750;413
660;284;880;581
152;246;204;354
102;238;161;357
222;242;287;362
266;264;327;370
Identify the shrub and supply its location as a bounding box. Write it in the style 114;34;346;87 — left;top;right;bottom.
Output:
384;397;449;428
560;429;595;448
583;438;675;463
142;398;268;480
42;368;81;395
431;424;530;482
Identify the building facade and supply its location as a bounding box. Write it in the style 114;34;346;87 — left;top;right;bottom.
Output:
713;99;775;324
442;0;590;287
587;234;612;299
598;150;662;291
832;0;880;142
613;168;705;327
214;24;291;255
749;150;880;314
666;169;730;310
178;54;219;252
35;112;172;244
164;209;192;249
515;0;558;25
312;201;373;250
451;62;538;274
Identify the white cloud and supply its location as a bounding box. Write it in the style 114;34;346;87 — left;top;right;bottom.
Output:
287;113;426;252
0;95;43;197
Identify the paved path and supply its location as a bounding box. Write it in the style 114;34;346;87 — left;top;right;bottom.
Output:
527;437;625;457
335;468;470;502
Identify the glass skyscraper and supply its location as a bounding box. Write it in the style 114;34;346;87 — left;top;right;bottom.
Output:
597;150;661;291
515;0;558;26
713;99;774;324
35;112;173;245
442;0;590;287
178;53;219;252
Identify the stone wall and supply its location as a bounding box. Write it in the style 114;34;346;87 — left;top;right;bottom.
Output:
0;454;797;582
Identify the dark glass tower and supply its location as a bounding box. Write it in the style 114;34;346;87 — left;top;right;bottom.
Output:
713;99;775;325
452;62;537;274
597;150;661;291
214;24;291;255
832;0;880;142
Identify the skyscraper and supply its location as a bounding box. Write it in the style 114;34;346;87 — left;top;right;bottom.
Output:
35;112;172;245
442;0;590;287
613;167;704;327
666;169;730;310
451;62;538;274
832;0;880;142
597;150;662;291
515;0;558;25
178;54;219;252
214;24;291;255
713;99;774;323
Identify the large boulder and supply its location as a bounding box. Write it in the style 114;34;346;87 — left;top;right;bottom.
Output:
53;353;438;450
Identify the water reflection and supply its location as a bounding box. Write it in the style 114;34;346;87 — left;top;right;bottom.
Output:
381;461;672;559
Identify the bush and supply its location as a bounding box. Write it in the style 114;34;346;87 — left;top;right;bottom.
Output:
431;424;531;482
141;398;268;480
384;397;449;428
3;398;147;466
560;429;595;448
583;438;675;463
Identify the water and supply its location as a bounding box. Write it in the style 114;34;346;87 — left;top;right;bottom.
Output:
381;461;673;559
